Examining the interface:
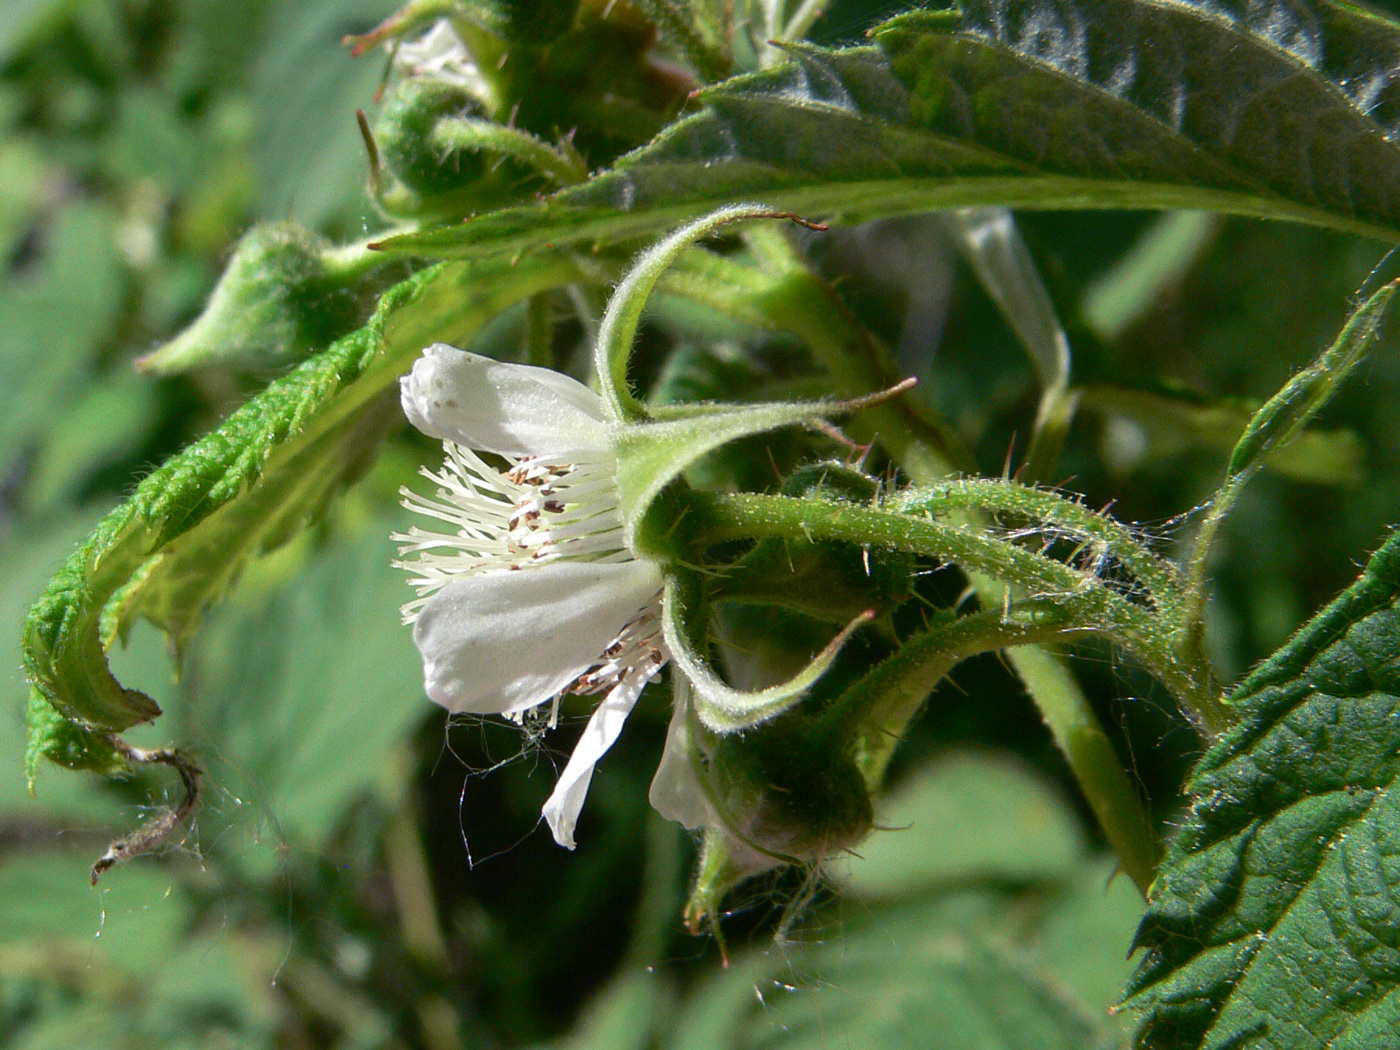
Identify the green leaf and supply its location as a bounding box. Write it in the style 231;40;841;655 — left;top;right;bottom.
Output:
375;0;1400;262
22;251;578;771
0;0;77;65
0;853;189;974
0;203;126;478
254;0;399;231
836;751;1087;898
1124;529;1400;1049
184;518;425;858
1080;383;1367;486
0;852;281;1049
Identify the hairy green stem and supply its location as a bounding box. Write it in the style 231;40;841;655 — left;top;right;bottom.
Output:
663;237;1180;882
690;490;1220;725
823;602;1160;893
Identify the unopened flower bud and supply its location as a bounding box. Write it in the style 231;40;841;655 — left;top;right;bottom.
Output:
136;222;362;374
705;709;873;863
372;78;548;217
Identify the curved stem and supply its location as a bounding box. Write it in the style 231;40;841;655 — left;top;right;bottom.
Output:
658;235;1228;882
822;602;1161;894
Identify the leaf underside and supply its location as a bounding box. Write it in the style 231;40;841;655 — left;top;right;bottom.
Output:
1124;530;1400;1050
376;0;1400;262
21;254;573;772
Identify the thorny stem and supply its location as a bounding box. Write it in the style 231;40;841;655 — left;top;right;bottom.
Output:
821;601;1161;893
690;491;1223;726
662;232;1189;884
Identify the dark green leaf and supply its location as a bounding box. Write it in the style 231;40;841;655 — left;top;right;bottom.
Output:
1124;530;1400;1049
375;0;1400;262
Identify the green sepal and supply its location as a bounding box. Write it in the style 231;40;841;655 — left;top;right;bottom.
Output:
611;400;835;554
662;568;872;733
595;204;792;422
135;223;385;375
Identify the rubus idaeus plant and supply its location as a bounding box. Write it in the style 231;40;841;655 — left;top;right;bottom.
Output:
13;2;1400;1048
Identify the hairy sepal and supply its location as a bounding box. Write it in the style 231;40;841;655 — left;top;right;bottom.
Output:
611;401;836;556
663;569;872;733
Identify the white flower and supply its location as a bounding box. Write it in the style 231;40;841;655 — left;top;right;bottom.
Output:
391;18;492;101
394;344;667;849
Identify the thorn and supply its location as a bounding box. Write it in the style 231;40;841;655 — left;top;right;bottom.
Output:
343;10;406;57
830;376;917;415
356;109;384;198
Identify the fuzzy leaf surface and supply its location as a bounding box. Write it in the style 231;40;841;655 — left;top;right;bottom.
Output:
377;0;1400;261
1124;530;1400;1049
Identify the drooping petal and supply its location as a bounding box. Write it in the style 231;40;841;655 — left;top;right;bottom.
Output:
401;343;609;457
542;670;651;849
413;559;663;716
649;681;782;878
647;678;712;832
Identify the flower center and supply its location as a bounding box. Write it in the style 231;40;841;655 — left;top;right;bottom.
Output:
393;440;632;622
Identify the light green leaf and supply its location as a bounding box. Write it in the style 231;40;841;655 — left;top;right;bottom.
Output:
0;138;47;262
835;751;1086;898
184;518;424;857
375;0;1400;262
254;0;398;231
23;251;577;771
1081;212;1220;343
23;371;162;513
0;852;280;1049
1080;384;1367;486
0;0;78;65
1124;529;1400;1050
0;202;126;478
0;853;189;974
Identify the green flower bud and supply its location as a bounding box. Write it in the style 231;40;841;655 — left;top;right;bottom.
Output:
136;222;365;375
372;77;555;218
704;708;874;863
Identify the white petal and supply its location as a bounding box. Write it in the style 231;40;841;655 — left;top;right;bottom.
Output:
401;344;609;457
647;681;713;831
542;671;650;849
647;683;782;876
413;559;663;716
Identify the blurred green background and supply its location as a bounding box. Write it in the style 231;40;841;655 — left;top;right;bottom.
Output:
3;1;1399;1047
